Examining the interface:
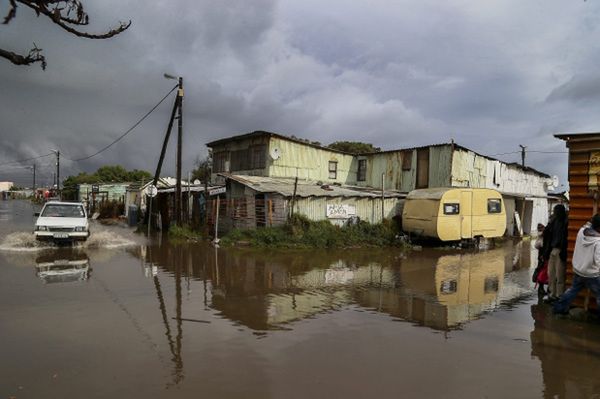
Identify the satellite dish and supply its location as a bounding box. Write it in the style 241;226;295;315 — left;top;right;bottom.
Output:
270;147;281;160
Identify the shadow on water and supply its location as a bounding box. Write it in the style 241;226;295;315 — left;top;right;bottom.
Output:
132;238;536;332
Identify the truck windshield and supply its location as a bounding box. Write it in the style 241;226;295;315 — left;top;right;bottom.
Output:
41;204;85;218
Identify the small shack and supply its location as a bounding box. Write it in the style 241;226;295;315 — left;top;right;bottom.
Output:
555;132;599;309
213;173;405;231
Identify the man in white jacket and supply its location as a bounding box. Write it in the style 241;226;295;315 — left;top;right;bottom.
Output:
553;215;600;314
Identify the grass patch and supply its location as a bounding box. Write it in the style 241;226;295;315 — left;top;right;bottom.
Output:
168;225;205;241
220;214;410;249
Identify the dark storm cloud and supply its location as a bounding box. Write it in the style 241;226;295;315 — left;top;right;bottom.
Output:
1;0;599;189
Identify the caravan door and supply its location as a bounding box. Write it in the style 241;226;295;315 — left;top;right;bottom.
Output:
460;191;473;239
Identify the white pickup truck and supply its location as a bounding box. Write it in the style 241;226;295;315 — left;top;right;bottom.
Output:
34;201;90;243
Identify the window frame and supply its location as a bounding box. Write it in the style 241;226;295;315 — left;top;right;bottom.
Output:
443;203;460;215
402;150;413;171
328;161;338;180
213;151;229;173
487;198;502;214
357;159;367;182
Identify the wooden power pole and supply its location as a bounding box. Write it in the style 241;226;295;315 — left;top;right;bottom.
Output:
175;77;184;226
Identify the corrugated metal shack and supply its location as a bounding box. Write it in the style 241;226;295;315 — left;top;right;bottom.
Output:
214;173;405;231
555;132;599;309
207;131;555;235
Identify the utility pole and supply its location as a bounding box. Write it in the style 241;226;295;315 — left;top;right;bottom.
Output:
32;164;36;191
146;75;182;227
175;77;184;226
51;149;60;196
519;145;526;167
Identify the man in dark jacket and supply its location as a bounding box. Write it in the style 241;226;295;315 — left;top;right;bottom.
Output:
543;204;568;301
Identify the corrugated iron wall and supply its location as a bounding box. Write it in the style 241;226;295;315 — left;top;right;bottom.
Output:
561;136;600;308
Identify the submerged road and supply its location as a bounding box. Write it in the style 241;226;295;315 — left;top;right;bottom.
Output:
1;199;599;398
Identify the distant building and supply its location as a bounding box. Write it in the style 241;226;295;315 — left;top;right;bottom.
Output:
0;181;14;192
207;131;556;235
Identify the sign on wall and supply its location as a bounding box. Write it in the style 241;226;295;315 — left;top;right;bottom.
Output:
589;151;600;190
326;203;356;219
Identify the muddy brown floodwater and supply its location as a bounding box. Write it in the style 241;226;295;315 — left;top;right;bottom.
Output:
2;200;600;399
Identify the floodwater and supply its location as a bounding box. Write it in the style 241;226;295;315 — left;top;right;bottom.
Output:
1;200;600;399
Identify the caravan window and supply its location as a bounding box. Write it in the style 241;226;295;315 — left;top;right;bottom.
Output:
443;203;460;215
440;279;457;294
488;199;502;213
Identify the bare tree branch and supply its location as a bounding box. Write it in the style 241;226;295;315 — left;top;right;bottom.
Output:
0;44;46;69
1;0;130;69
17;0;131;39
3;0;18;24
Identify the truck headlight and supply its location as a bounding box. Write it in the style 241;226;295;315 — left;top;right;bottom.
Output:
75;226;86;232
35;226;48;231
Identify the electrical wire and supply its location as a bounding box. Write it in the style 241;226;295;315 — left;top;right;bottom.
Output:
68;84;178;162
0;152;54;167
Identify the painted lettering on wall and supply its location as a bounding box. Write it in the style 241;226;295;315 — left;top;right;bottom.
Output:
326;204;356;219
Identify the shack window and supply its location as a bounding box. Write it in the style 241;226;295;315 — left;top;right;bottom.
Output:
402;150;412;171
251;145;266;169
230;149;251;171
416;148;429;188
213;151;229;172
440;279;457;294
443;203;460;215
488;199;502;213
357;159;367;181
329;161;338;179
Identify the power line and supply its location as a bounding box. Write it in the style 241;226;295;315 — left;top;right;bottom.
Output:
68;84;179;162
488;151;520;157
0;152;54;167
527;150;569;154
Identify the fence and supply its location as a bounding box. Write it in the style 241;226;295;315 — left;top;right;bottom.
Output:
207;197;289;233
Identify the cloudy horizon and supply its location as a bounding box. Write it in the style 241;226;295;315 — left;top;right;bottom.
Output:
2;0;600;188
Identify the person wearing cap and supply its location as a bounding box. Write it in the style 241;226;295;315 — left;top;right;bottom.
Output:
553;214;600;315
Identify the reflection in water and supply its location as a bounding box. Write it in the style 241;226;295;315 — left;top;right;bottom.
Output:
136;240;534;332
530;304;600;399
34;250;90;284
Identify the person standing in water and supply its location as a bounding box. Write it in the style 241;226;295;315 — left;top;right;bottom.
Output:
543;204;568;302
553;215;600;314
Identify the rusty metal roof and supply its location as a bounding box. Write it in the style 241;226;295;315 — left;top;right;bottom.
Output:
219;173;406;199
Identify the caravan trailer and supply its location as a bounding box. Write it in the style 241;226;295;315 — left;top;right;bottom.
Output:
402;188;506;241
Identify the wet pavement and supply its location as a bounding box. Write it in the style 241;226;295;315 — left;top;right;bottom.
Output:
2;199;600;399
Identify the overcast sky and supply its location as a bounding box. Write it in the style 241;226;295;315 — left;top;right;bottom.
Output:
2;0;600;188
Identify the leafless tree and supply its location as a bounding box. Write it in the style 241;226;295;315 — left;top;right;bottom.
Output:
1;0;131;69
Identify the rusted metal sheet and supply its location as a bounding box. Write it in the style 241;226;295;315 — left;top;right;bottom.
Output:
555;133;600;308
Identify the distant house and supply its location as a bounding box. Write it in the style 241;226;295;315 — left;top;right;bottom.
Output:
0;181;14;192
207;131;555;235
